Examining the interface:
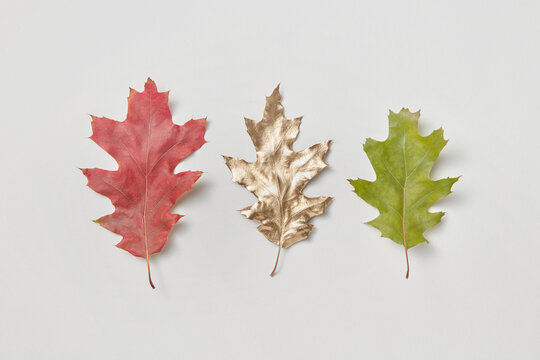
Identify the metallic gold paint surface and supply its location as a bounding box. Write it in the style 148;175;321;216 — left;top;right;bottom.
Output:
224;85;332;274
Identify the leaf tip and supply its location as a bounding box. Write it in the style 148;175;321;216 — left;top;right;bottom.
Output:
194;171;204;181
269;83;282;99
128;88;137;101
144;78;157;93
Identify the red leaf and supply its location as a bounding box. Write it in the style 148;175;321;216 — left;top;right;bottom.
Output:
81;78;206;288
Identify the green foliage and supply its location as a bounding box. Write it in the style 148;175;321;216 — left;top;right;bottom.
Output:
349;108;458;277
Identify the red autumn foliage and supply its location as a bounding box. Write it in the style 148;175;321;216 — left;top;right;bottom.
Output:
81;78;206;288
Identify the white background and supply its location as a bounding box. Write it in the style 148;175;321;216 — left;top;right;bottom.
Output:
1;0;539;359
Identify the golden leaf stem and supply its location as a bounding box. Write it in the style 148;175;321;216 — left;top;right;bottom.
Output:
270;175;286;277
270;242;282;277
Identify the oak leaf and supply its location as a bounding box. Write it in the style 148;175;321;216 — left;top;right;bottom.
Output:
81;78;206;288
224;85;332;276
349;109;458;278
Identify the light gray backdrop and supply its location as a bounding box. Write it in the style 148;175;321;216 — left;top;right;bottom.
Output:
1;0;538;359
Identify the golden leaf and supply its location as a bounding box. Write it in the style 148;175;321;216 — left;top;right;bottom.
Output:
224;85;333;276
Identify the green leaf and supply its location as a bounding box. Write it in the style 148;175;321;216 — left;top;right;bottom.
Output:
348;108;459;278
